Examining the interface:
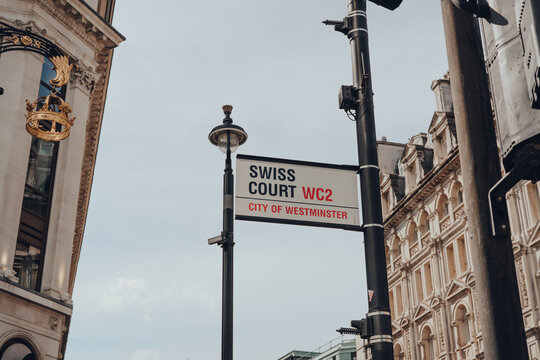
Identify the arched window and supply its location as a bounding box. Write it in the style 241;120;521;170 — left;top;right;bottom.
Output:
408;223;419;255
419;212;430;237
457;188;463;205
421;326;436;360
436;194;449;218
394;343;405;360
455;305;471;346
391;238;401;260
0;339;37;360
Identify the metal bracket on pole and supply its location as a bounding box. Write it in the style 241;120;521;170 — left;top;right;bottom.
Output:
208;231;232;246
208;234;224;245
489;145;540;237
450;0;490;18
488;170;518;238
337;317;373;338
323;19;350;35
352;318;373;339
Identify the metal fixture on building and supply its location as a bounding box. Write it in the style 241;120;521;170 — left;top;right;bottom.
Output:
208;105;247;360
25;56;75;141
478;1;540;237
0;22;75;141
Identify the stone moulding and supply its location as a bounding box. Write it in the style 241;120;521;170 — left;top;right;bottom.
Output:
68;46;115;295
385;149;461;232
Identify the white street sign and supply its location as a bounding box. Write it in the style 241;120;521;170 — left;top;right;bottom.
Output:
235;154;361;230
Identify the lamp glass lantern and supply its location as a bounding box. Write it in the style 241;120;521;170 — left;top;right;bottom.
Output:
208;105;248;153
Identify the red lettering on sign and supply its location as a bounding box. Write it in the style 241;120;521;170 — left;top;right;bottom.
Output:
302;187;333;201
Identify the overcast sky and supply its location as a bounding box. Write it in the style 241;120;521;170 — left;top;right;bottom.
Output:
65;1;448;359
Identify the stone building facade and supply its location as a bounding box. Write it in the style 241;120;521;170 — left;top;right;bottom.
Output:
357;76;540;359
0;1;123;359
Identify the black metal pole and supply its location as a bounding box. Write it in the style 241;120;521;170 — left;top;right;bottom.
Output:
439;1;528;358
348;1;392;358
222;130;234;360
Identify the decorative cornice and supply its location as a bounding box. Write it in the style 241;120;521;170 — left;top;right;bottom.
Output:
37;0;124;51
68;46;114;295
385;149;461;231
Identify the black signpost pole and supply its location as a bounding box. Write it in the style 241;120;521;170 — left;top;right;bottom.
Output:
326;1;393;359
350;2;393;359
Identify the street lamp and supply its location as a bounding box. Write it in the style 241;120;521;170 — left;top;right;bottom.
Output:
208;105;247;360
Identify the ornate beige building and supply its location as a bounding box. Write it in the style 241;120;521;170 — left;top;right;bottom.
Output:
357;76;540;359
0;1;123;359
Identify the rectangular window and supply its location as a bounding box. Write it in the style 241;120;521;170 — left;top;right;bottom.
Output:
424;262;433;296
389;289;395;321
457;237;468;274
14;58;63;291
396;284;403;315
447;244;456;280
526;182;540;223
98;0;115;23
415;269;424;301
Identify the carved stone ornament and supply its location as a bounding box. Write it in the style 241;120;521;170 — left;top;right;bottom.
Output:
70;63;99;94
49;316;59;330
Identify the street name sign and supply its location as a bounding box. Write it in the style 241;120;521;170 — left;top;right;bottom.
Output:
235;154;361;230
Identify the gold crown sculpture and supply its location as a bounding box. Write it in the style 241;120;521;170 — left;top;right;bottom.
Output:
25;56;75;141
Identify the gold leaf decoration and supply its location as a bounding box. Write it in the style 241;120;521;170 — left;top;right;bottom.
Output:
49;56;73;88
21;35;32;46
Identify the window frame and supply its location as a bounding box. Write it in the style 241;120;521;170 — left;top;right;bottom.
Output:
15;57;63;292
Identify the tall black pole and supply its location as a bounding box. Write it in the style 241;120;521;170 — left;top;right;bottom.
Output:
440;1;528;358
222;130;234;360
209;106;246;360
349;1;392;358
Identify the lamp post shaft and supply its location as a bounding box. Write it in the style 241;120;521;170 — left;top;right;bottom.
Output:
348;1;393;358
439;1;528;358
222;138;234;360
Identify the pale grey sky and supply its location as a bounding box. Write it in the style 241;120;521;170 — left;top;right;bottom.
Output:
65;1;448;359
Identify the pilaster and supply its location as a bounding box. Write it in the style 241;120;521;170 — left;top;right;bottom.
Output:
40;69;92;302
0;51;43;280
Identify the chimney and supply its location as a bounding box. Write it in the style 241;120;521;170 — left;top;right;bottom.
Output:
430;72;453;112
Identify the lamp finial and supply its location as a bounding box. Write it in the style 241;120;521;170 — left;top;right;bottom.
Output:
222;105;233;115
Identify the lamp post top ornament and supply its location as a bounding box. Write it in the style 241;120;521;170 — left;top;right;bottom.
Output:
222;105;233;125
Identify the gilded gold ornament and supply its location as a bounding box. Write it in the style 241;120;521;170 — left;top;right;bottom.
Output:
25;94;75;141
49;56;72;88
25;55;75;141
21;35;32;46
